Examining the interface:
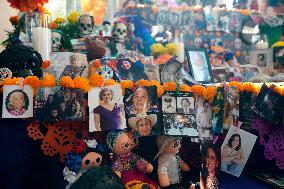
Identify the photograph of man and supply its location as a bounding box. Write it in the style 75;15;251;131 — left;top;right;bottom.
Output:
162;96;176;113
177;97;195;114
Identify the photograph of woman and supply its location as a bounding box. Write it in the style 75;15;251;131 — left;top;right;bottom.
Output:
125;86;159;115
221;133;245;176
89;84;126;132
3;85;33;118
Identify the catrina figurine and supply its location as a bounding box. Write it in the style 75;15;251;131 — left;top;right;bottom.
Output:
106;130;159;188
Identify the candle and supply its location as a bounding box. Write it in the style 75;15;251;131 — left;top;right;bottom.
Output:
32;27;51;61
255;40;269;49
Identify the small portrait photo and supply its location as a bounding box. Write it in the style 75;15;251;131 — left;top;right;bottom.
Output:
212;67;228;83
257;53;267;67
128;113;158;137
49;52;89;81
2;85;33;118
273;47;284;69
34;87;85;122
163;114;198;136
186;50;212;83
160;59;182;84
200;142;221;188
239;65;261;82
196;96;213;141
115;56;149;82
221;126;257;177
177;97;195;114
162;95;176;113
124;86;159;115
144;64;160;82
88;84;126;132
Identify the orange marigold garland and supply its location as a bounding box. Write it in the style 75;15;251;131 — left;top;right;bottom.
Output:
157;85;165;97
1;77;20;85
42;60;51;69
180;84;191;92
121;80;134;96
242;82;256;93
206;86;216;104
89;74;104;87
163;82;176;92
191;85;207;98
7;0;49;12
24;76;41;88
104;79;117;86
135;79;149;87
228;81;243;92
60;76;74;88
272;85;282;95
41;74;56;87
73;76;91;93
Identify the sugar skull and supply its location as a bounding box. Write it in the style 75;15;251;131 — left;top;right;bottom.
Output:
96;65;114;80
78;14;94;37
52;30;63;52
194;37;203;48
234;38;242;49
112;22;127;43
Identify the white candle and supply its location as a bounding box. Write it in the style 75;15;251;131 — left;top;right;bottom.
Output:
177;42;185;63
255;40;269;49
32;27;51;61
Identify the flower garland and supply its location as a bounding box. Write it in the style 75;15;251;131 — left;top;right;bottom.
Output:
41;74;56;87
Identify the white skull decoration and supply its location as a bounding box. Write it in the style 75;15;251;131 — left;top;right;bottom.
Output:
78;14;94;37
96;65;114;80
52;30;63;52
112;22;127;43
194;37;202;48
234;38;242;49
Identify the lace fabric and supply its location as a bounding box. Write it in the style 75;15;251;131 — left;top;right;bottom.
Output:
27;121;89;162
252;115;284;169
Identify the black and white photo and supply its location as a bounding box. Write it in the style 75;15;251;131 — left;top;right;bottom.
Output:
177;97;195;114
162;95;176;113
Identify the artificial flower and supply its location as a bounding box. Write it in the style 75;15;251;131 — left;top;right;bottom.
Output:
73;76;91;93
7;0;49;12
41;74;56;87
104;79;116;86
165;43;178;56
60;76;74;88
135;79;149;87
9;16;19;26
1;77;20;85
180;84;191;92
50;22;57;29
54;17;65;25
41;60;51;69
65;152;82;172
24;76;41;88
89;74;104;87
73;140;87;154
92;59;103;69
163;82;176;92
68;11;80;25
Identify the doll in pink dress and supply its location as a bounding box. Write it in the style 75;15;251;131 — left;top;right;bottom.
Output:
106;130;158;187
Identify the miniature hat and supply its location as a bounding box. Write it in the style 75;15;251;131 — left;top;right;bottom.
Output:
153;135;182;160
128;113;157;130
164;97;172;103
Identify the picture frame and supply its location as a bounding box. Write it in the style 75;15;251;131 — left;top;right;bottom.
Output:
185;49;213;84
249;49;273;69
254;174;284;188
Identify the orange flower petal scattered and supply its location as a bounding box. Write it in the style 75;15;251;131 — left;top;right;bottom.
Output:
41;74;56;87
60;76;74;88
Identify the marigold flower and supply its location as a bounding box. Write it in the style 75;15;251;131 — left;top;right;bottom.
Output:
60;76;74;88
41;74;56;87
89;74;104;87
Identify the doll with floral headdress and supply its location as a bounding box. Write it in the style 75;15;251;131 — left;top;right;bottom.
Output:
106;130;158;188
154;135;192;189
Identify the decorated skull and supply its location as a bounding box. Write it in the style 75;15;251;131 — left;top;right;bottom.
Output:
112;21;127;43
234;38;242;49
52;30;63;52
96;65;114;80
78;14;94;37
194;37;202;48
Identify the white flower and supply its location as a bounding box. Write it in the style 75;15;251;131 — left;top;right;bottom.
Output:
85;139;97;148
63;167;77;183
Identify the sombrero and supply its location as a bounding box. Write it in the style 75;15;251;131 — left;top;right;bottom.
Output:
128;113;157;130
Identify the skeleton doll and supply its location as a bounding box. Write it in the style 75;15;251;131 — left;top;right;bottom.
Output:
78;14;94;37
52;30;63;52
112;21;127;43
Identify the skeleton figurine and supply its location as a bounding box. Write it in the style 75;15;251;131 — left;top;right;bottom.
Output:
52;30;63;52
108;21;128;56
78;14;94;37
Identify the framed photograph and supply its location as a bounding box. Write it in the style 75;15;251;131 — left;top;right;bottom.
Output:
239;65;262;82
2;85;33;118
160;59;182;84
212;67;228;83
34;87;85;121
177;96;195;114
229;12;242;33
273;46;284;69
88;84;126;132
49;52;89;81
162;95;177;113
186;49;213;84
221;126;257;177
163;114;198;137
124;86;159;115
254;174;284;188
249;49;273;69
144;64;160;82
